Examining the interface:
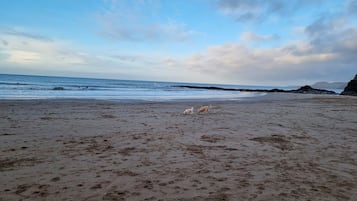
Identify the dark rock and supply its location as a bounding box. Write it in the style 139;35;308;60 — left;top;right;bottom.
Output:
268;88;286;93
175;85;281;93
52;87;65;90
176;85;238;91
290;85;336;94
175;85;336;94
341;74;357;96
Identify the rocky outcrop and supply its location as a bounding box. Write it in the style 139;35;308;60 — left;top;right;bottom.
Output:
290;85;336;94
341;75;357;96
53;87;65;90
175;85;336;94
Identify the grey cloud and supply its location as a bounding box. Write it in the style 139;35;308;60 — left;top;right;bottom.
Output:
218;0;264;22
109;53;163;66
305;16;357;62
0;27;53;42
1;39;8;46
175;19;356;85
347;0;357;14
330;29;357;63
236;13;257;22
217;0;320;22
305;17;334;37
110;55;137;62
184;42;355;84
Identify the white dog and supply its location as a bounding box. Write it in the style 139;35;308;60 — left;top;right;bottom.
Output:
183;107;194;114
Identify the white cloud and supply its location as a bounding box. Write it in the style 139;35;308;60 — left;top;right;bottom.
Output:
0;34;87;66
2;27;354;85
0;27;204;82
97;0;200;42
0;28;97;77
1;8;356;86
163;30;355;85
5;50;41;64
240;32;280;42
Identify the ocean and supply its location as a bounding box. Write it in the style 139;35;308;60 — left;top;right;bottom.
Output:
0;74;289;101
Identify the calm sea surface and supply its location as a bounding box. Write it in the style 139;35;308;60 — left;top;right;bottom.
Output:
0;74;292;101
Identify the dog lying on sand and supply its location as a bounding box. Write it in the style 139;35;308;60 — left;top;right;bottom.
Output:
198;105;209;113
183;107;194;114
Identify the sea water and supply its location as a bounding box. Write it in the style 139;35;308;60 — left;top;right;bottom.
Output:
0;74;285;101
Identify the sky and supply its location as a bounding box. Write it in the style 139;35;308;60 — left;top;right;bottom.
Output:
0;0;356;85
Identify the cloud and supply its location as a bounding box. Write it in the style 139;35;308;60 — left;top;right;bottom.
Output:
183;2;354;84
164;18;357;85
305;16;344;38
0;27;195;81
1;39;8;46
110;55;137;62
217;0;288;21
240;32;280;42
347;0;357;15
217;0;321;22
99;19;198;42
5;50;41;64
173;43;350;85
0;27;53;42
303;16;357;63
97;0;199;42
2;24;354;85
0;28;91;69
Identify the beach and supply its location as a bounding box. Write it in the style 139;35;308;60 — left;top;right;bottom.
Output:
0;94;356;201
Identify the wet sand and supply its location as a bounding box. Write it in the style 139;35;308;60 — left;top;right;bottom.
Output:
0;94;356;200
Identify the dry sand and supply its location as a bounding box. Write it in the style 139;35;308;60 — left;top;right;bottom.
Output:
0;94;356;201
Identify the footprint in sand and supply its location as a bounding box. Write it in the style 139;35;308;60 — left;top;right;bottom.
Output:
103;190;127;201
200;134;225;143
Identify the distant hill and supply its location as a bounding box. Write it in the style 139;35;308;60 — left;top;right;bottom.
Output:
311;82;347;90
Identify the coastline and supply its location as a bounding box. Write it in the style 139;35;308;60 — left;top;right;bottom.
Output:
1;94;356;200
0;92;342;103
2;74;344;102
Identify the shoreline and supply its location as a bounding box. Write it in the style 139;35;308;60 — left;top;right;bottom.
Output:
0;92;347;104
1;93;356;200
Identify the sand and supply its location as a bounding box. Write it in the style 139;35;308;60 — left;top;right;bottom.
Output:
0;94;356;201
